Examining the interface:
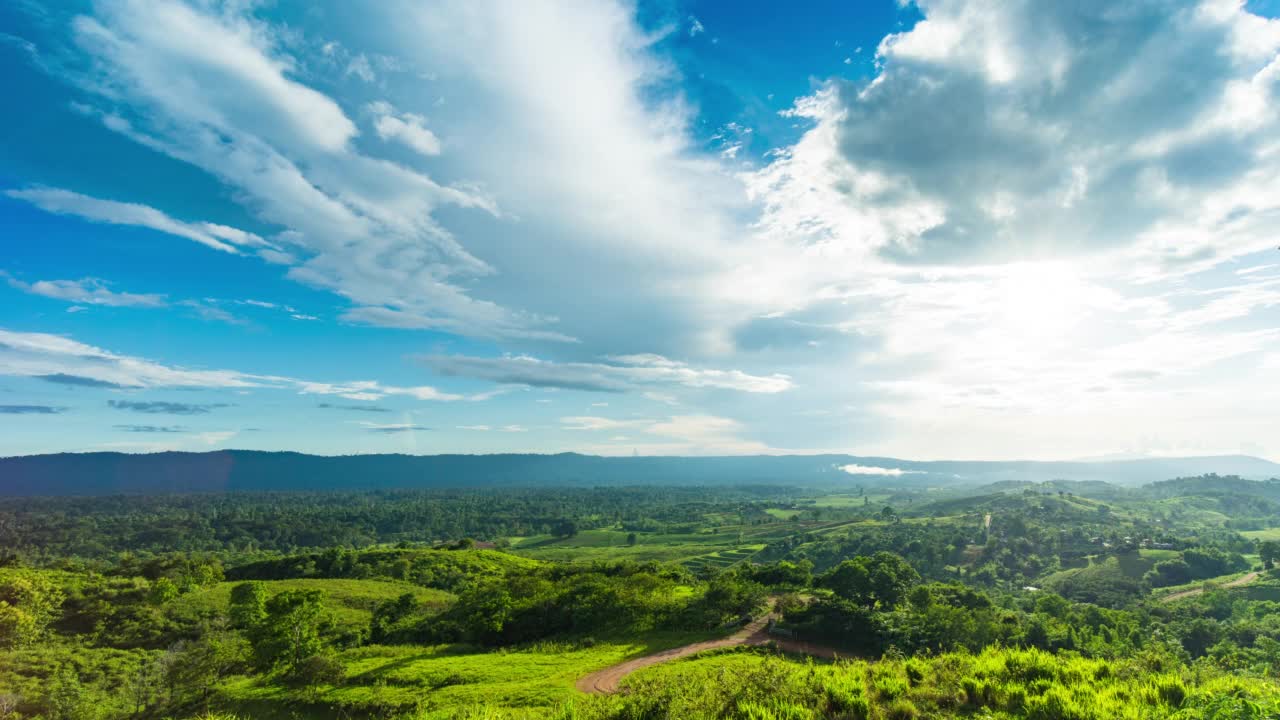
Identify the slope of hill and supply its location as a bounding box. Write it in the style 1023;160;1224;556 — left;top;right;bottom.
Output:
0;450;1276;496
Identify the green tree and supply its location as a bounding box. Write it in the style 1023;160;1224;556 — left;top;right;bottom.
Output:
0;570;65;648
248;590;332;673
821;552;920;609
165;629;249;711
229;581;267;630
1259;540;1280;570
148;577;179;605
45;666;94;720
370;592;418;642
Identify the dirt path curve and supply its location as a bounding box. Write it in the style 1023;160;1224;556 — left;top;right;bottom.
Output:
1160;571;1260;603
576;609;841;694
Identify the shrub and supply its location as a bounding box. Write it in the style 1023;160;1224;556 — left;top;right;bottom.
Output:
292;653;345;686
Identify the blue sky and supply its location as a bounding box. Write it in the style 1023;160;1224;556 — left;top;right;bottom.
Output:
1;0;1278;461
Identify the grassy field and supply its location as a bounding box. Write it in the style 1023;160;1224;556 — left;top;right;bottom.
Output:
804;493;893;508
218;632;718;719
173;578;453;627
508;524;808;564
1241;527;1280;541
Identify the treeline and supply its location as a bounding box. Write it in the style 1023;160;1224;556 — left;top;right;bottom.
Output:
0;486;795;562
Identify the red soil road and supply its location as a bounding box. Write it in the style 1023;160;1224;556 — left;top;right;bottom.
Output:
1159;571;1260;603
575;612;842;694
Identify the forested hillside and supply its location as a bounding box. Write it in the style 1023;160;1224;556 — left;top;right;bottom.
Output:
4;474;1280;718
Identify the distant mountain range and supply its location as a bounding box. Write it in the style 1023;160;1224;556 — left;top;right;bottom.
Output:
0;450;1277;496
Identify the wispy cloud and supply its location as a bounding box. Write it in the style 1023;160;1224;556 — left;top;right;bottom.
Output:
4;273;166;307
358;422;430;433
113;424;188;433
38;373;134;389
5;187;270;254
422;353;792;394
0;328;466;402
317;402;391;413
108;400;231;415
0;404;67;414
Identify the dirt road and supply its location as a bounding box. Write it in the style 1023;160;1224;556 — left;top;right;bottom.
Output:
1159;571;1260;602
576;611;840;694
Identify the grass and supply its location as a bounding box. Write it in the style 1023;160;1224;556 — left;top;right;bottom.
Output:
509;524;807;565
805;494;893;508
595;645;1280;720
1241;527;1280;541
172;578;453;627
215;631;718;719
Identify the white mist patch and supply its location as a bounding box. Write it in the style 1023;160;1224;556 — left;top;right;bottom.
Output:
839;464;924;476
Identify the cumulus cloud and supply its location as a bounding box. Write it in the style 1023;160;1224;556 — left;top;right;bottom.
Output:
6;0;1279;460
422;353;792;394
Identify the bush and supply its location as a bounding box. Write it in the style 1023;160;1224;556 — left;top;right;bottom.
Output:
292;653;345;686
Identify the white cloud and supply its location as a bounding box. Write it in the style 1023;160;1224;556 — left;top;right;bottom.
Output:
5;274;166;307
5;187;267;254
10;0;1280;461
564;413;770;455
0;327;475;404
63;0;553;342
369;101;442;157
560;416;649;431
839;464;922;476
424;353;792;394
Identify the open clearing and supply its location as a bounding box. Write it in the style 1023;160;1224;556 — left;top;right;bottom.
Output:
1159;571;1261;602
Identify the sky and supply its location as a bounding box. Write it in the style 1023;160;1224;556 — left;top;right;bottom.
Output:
1;0;1278;461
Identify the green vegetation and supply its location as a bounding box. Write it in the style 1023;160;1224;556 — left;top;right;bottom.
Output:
4;474;1280;718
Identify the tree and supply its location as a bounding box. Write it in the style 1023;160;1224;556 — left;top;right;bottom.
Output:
821;552;920;609
370;592;418;642
229;581;267;630
45;666;93;720
165;629;248;711
0;571;64;648
247;590;332;673
1259;540;1280;570
626;532;638;546
148;577;179;605
554;519;578;538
